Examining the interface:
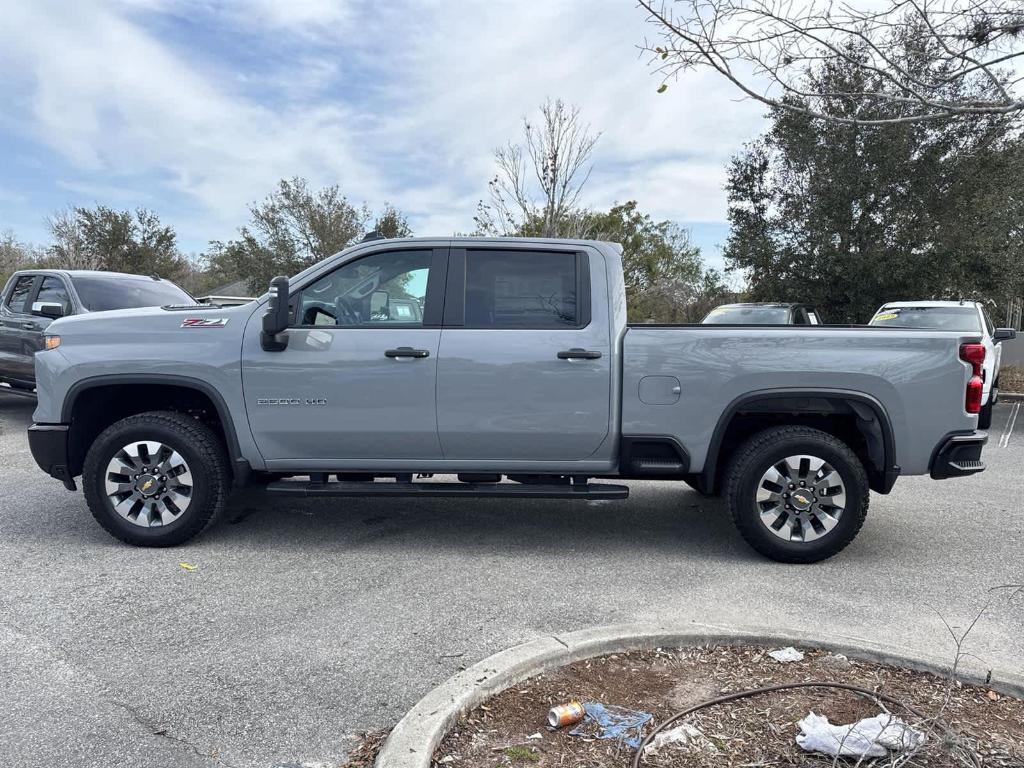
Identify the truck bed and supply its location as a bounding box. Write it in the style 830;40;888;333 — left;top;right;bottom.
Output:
622;324;980;477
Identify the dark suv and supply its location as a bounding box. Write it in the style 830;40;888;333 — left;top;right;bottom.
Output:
0;269;195;391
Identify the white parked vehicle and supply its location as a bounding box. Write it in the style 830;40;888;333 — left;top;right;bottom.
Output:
869;300;1016;429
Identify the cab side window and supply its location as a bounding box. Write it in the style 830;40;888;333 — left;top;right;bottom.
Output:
36;277;71;315
463;250;578;328
297;250;432;327
6;275;36;314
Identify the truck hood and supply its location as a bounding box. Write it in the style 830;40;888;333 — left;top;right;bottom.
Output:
49;303;255;341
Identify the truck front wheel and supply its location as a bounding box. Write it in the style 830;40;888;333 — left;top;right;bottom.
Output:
725;426;869;563
83;411;229;546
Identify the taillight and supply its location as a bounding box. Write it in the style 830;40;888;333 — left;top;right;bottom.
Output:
965;376;984;413
960;343;985;414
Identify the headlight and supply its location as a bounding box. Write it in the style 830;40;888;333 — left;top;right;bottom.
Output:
43;335;61;350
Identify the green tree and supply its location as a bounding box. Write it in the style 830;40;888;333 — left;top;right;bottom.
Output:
43;206;190;282
588;201;726;322
207;178;413;293
373;203;412;239
723;38;1024;323
0;230;38;287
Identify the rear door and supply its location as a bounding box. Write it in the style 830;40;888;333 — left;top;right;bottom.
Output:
435;246;611;461
0;274;40;382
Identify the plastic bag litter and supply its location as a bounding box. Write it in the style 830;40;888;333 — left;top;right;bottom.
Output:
643;722;718;756
768;646;804;663
797;712;926;757
568;702;653;749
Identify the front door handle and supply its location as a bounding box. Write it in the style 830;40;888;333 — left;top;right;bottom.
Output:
557;348;602;360
385;347;430;359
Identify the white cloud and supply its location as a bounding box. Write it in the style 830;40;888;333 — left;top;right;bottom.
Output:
359;1;765;229
0;0;767;250
0;0;383;241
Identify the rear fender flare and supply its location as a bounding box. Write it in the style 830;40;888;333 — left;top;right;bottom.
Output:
701;388;897;494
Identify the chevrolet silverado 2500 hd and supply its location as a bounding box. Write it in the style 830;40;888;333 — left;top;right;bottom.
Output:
27;238;990;562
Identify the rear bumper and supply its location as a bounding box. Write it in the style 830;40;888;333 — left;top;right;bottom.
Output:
27;423;77;491
930;431;987;480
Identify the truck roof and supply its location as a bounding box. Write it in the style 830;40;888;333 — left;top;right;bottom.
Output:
13;268;173;281
717;302;804;309
354;235;625;250
879;300;980;308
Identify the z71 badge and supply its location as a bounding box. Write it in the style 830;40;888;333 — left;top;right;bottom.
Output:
181;317;229;328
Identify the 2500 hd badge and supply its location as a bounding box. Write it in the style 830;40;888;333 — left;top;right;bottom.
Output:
256;397;328;406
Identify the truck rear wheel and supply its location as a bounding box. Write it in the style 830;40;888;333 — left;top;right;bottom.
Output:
725;426;869;563
978;379;997;430
83;411;229;547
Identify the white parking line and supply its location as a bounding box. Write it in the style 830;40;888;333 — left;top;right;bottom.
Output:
999;402;1020;448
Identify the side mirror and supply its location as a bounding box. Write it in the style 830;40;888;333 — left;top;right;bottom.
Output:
32;301;65;319
993;327;1017;343
261;276;290;352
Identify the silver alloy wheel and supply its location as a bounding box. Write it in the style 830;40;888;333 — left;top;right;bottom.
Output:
104;440;193;528
755;454;846;542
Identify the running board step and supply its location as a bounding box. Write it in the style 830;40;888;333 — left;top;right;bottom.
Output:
264;480;629;499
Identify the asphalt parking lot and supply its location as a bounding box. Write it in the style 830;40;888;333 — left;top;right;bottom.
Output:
1;392;1022;767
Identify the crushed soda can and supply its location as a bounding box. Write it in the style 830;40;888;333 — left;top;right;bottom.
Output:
548;700;585;728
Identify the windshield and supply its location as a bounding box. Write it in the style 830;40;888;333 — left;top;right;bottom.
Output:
702;305;790;324
71;275;195;312
869;306;980;332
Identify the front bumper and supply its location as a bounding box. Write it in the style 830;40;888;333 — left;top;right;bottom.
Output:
27;423;76;491
930;430;987;480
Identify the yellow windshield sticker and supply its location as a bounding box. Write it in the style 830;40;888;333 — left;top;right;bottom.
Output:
873;312;899;321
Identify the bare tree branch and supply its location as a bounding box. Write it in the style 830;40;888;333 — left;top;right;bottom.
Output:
638;0;1024;125
475;99;600;237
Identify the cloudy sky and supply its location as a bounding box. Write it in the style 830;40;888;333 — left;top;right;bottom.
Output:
0;0;767;268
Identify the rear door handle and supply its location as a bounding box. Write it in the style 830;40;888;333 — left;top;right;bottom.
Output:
23;323;35;330
385;347;430;359
557;348;602;360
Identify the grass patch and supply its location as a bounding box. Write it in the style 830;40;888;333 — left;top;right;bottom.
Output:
503;745;540;762
1001;365;1024;393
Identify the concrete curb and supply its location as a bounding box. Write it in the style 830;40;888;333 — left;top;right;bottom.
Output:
375;622;1024;768
999;391;1024;402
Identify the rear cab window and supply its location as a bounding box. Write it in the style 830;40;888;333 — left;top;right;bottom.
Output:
869;306;982;332
461;249;581;328
702;305;790;324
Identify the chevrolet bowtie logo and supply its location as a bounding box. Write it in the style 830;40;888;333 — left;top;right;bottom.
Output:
142;480;154;491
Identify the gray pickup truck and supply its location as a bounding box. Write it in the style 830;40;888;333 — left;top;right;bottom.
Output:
1;269;195;391
27;237;989;562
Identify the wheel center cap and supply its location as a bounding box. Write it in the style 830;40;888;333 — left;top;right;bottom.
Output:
791;489;814;511
136;474;159;497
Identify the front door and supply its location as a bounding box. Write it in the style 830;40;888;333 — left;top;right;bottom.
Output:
0;274;40;383
241;247;447;463
436;247;612;461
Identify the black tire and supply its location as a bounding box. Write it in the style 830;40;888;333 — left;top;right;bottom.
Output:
978;400;994;430
725;426;869;563
978;378;997;430
83;411;229;546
